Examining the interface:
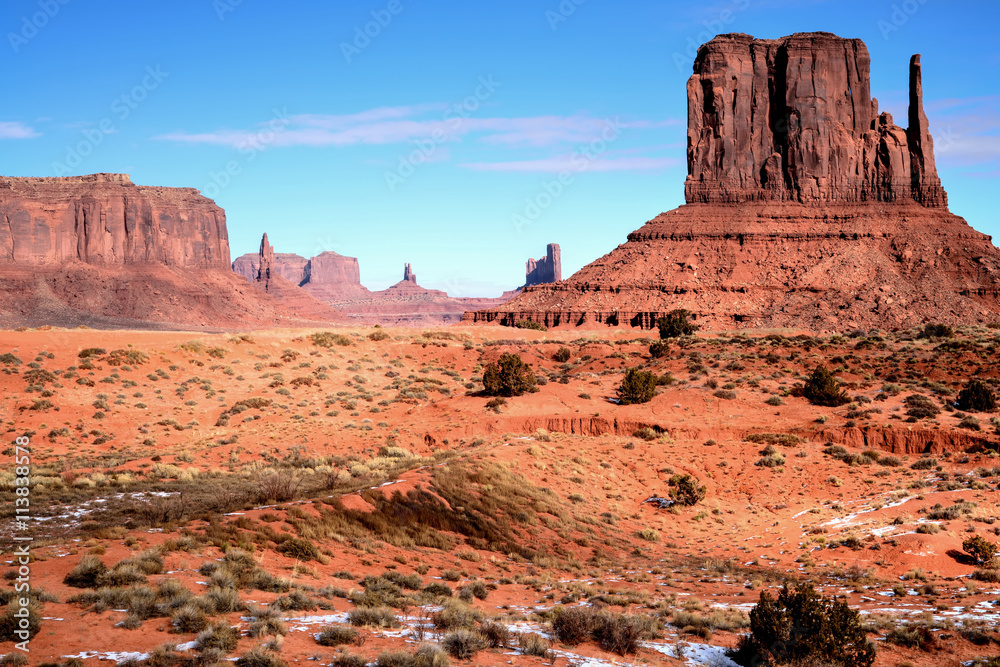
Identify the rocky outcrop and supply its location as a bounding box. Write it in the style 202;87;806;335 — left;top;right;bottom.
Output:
308;252;362;288
525;244;561;286
466;33;1000;331
0;176;349;329
235;240;516;325
0;173;230;268
684;33;946;207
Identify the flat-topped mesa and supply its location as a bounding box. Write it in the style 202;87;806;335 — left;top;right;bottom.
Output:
684;32;947;207
0;173;230;268
525;243;562;287
307;251;361;287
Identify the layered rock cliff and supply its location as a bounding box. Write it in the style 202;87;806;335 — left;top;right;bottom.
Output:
466;33;1000;331
684;33;946;207
0;173;230;268
0;175;343;328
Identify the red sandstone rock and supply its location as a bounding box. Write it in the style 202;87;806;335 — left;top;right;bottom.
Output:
466;33;1000;331
684;32;945;207
0;174;230;268
0;177;345;328
525;244;561;286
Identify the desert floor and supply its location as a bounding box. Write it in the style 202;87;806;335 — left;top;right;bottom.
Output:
2;324;1000;666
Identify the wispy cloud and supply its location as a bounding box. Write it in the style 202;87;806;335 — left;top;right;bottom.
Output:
0;121;40;139
154;106;680;150
926;95;1000;167
461;156;680;173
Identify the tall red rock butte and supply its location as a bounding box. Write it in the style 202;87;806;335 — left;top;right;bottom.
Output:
525;244;562;287
466;32;1000;331
0;174;342;328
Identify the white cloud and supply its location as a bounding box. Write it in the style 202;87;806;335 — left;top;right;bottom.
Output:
0;121;40;139
461;156;680;173
154;106;680;150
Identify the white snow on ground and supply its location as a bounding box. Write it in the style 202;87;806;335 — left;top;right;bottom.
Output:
284;611;351;631
65;652;150;663
645;641;741;667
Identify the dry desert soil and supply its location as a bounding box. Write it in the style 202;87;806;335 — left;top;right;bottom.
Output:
2;324;1000;667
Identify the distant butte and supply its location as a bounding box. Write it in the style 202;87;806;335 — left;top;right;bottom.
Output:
234;238;516;326
467;32;1000;330
0;174;342;329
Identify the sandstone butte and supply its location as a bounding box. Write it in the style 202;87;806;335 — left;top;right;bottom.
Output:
465;32;1000;331
0;174;344;328
234;237;563;326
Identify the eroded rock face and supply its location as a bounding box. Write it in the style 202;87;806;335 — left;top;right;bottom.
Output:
467;33;1000;331
307;252;361;287
684;32;946;207
0;173;230;268
525;244;562;286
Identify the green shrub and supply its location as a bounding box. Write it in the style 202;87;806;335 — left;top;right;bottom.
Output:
330;653;367;667
376;651;415;667
617;368;657;405
235;649;288;667
957;380;997;413
423;582;452;598
106;349;149;366
668;474;706;506
920;323;953;339
729;583;875;667
78;348;107;359
482;353;536;397
63;556;107;588
432;599;482;630
963;535;998;565
633;427;657;441
317;625;362;647
649;340;669;358
0;601;40;641
518;633;552;659
803;365;850;407
196;623;239;652
369;329;391;341
442;629;485;659
413;644;450;667
348;606;399;628
171;602;210;633
311;332;353;348
591;613;648;656
478;619;511;648
553;347;572;362
905;394;940;419
552;607;595;645
657;309;698;339
276;537;320;561
514;319;547;331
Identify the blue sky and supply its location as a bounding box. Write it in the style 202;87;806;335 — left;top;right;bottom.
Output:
3;0;998;295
